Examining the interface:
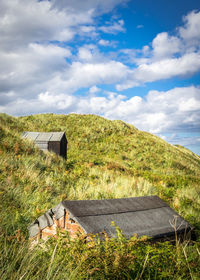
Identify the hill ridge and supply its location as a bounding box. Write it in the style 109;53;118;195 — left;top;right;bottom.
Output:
0;112;200;279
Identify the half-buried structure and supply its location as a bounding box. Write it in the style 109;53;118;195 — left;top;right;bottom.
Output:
28;196;192;241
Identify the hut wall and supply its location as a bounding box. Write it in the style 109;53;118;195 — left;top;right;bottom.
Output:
35;141;48;151
48;141;61;156
48;137;67;159
36;211;83;241
60;137;67;159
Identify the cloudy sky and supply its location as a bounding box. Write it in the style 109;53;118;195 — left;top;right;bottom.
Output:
0;0;200;154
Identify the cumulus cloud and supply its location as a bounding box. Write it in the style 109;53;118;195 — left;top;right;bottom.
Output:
89;86;101;94
104;86;200;135
99;20;125;34
0;0;131;103
116;10;200;90
0;56;128;104
0;0;127;51
58;60;128;93
179;10;200;46
152;32;181;59
99;39;110;46
1;2;200;102
116;11;200;90
98;39;118;47
0;0;80;51
136;52;200;81
51;0;129;15
38;92;76;111
0;2;200;153
1;86;200;136
117;52;200;90
78;47;94;62
0;43;71;100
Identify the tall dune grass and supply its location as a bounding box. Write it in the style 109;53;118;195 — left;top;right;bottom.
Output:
0;113;200;279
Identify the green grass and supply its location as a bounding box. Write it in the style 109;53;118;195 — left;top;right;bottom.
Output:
0;112;200;279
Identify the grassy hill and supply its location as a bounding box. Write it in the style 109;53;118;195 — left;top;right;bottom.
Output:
0;113;199;279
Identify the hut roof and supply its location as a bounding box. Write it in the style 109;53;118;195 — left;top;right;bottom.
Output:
29;196;192;239
21;131;66;142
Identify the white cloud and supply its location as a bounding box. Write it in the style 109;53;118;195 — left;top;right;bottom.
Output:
0;1;200;155
0;0;80;51
89;86;101;94
115;11;200;90
98;39;110;46
0;0;128;51
117;52;200;90
30;43;71;59
110;86;200;134
0;0;130;102
51;0;129;15
78;47;94;61
5;58;128;99
1;3;200;104
116;80;139;91
0;0;132;103
2;86;200;137
152;32;181;59
38;92;76;110
179;10;200;46
61;60;128;93
99;19;125;34
77;95;124;114
76;44;111;63
0;43;71;99
179;97;200;112
135;52;200;81
98;39;118;47
80;25;96;33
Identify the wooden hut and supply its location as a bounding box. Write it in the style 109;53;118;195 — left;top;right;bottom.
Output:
28;196;192;241
22;132;67;159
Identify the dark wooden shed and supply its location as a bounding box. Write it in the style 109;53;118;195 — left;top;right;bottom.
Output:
22;131;67;159
28;196;192;241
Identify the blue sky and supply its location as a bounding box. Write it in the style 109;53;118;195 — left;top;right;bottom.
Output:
0;0;200;154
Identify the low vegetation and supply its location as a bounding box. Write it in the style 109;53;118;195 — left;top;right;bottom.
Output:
0;113;199;279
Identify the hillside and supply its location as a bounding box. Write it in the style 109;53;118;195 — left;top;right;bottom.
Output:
0;113;200;279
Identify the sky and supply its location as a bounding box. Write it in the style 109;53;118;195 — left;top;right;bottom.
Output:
0;0;200;154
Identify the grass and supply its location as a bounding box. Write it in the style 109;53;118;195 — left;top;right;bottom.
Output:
0;112;200;279
0;229;199;280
